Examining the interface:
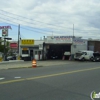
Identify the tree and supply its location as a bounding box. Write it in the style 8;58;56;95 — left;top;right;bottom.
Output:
0;40;9;53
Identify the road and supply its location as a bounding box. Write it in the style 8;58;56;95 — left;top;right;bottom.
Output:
0;61;100;100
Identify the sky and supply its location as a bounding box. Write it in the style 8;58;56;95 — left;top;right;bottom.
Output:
0;0;100;41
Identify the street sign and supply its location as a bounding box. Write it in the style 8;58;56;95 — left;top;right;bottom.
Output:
4;38;12;40
2;29;8;36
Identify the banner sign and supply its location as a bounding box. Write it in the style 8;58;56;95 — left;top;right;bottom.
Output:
53;36;72;40
46;36;72;43
73;39;86;45
0;26;12;30
21;39;34;45
10;43;18;48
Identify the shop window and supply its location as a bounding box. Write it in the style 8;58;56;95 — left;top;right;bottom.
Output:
39;51;42;54
22;50;29;54
35;51;38;54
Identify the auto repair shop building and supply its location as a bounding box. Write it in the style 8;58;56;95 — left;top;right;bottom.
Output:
43;36;87;60
19;36;87;61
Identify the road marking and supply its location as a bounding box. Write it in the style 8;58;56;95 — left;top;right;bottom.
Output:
14;77;21;79
0;78;5;80
0;66;100;85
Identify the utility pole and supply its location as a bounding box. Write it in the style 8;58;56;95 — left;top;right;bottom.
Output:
71;24;75;60
73;24;74;38
18;24;20;55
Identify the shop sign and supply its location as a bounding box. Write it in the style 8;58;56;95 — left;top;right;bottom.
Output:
54;36;73;40
73;39;86;45
21;39;34;45
10;43;18;48
22;48;28;50
0;26;12;30
46;36;72;43
2;29;8;36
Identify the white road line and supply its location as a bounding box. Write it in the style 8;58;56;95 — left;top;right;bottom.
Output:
14;77;21;79
0;78;5;80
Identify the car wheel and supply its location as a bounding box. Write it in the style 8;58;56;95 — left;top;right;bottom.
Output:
90;57;93;61
82;58;85;61
93;59;96;62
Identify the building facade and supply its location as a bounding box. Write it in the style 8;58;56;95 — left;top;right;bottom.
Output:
19;36;87;61
88;39;100;52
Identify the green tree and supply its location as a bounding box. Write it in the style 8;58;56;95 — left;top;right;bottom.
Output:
0;41;9;53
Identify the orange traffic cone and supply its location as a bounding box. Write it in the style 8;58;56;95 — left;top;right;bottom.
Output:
32;59;37;68
62;56;65;60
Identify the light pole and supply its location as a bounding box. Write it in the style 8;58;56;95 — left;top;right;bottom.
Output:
71;24;75;60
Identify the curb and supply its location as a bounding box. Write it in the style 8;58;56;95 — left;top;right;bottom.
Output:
0;66;43;70
0;60;24;64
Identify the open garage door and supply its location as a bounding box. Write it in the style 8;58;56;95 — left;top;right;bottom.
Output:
46;44;71;60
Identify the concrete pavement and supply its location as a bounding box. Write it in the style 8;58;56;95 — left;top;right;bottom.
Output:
0;60;74;70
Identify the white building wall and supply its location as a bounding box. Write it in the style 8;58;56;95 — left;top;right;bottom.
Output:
71;45;87;54
71;38;87;54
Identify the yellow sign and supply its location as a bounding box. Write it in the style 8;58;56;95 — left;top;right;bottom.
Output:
21;39;34;45
23;48;28;50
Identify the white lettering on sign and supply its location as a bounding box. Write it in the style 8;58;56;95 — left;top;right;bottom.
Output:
74;39;85;43
0;26;12;30
54;36;72;41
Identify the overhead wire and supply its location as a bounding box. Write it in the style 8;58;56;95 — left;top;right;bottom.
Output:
0;10;71;29
0;10;100;34
0;18;54;35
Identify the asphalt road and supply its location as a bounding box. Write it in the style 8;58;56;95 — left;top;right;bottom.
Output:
0;61;100;100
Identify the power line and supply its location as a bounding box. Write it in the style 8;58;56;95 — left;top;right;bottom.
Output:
0;12;73;32
0;10;71;29
0;19;54;35
0;13;54;32
0;17;54;34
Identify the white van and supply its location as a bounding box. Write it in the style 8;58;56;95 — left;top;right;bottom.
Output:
74;50;94;61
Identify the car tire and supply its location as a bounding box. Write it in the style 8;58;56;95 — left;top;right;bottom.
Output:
93;59;96;62
90;57;93;61
82;58;85;61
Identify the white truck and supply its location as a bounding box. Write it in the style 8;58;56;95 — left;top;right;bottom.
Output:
74;50;94;61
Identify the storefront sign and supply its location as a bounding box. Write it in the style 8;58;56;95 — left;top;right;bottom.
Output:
46;36;72;43
21;39;34;45
73;39;86;45
10;43;18;48
22;48;28;50
0;26;12;30
2;29;8;36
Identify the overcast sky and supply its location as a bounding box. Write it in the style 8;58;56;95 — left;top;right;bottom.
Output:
0;0;100;40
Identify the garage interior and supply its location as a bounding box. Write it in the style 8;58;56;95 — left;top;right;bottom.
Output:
46;44;71;60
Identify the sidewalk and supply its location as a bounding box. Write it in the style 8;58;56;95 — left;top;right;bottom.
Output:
0;60;73;70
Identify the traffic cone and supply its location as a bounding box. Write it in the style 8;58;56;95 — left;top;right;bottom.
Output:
32;59;37;68
62;56;65;60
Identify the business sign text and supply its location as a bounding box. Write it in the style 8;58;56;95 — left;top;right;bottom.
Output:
21;39;34;45
0;26;12;30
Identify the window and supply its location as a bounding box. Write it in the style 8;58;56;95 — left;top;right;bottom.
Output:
35;51;38;54
22;50;29;54
82;52;87;55
39;51;42;54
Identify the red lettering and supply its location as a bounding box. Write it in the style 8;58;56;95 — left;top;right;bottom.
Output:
0;26;12;29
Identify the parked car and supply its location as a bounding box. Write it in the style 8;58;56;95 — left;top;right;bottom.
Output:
91;52;100;62
74;50;94;61
7;56;16;61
